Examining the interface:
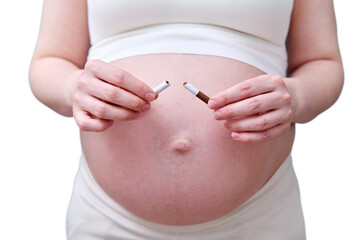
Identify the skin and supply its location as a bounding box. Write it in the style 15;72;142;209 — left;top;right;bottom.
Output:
29;0;343;225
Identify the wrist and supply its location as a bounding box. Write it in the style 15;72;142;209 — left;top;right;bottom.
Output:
283;77;304;124
64;69;83;117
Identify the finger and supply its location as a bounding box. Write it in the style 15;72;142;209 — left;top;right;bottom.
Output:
85;77;150;112
79;95;141;121
225;108;292;132
208;75;277;110
231;123;290;143
213;91;284;120
85;60;155;102
73;108;113;132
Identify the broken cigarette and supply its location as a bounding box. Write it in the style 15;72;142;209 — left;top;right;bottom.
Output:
153;81;171;95
183;82;210;104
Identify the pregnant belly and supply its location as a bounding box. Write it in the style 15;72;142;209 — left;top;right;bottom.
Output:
80;54;295;225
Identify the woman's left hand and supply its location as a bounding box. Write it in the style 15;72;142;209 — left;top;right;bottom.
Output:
208;74;294;142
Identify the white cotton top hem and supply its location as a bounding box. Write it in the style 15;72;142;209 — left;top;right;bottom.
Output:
87;24;288;77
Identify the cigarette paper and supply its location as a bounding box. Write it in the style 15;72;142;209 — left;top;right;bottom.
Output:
183;82;210;104
153;81;171;95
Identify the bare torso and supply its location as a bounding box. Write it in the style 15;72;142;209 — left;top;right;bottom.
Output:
81;54;295;225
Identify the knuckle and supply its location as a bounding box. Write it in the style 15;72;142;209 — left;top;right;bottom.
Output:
268;74;283;86
104;87;118;102
130;99;142;110
72;92;81;105
113;70;126;85
283;93;291;104
134;84;146;96
269;74;281;82
76;118;89;131
285;109;293;120
231;122;240;131
283;110;293;124
223;107;234;117
239;83;252;97
77;76;87;89
261;131;272;141
94;103;107;118
218;93;229;105
85;59;100;72
256;118;269;130
248;99;261;112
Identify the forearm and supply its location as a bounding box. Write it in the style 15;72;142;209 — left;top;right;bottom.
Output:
29;57;83;117
285;59;344;124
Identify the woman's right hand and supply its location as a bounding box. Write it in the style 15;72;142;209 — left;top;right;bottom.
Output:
72;59;156;132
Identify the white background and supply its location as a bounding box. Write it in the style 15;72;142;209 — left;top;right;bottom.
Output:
0;1;359;239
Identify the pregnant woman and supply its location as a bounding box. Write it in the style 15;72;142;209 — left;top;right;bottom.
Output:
29;0;343;239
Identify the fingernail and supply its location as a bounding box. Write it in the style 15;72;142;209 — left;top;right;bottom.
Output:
142;103;150;112
224;120;231;129
208;99;216;109
214;110;221;119
145;92;155;101
231;132;240;139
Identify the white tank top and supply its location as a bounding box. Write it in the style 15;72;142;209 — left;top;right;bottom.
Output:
87;0;294;76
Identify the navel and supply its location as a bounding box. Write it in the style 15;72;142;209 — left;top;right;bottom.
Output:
170;138;192;154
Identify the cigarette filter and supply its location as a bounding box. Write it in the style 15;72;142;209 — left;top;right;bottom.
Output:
153;81;171;95
183;82;210;104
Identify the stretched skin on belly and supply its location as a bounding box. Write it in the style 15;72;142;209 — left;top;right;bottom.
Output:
81;54;295;225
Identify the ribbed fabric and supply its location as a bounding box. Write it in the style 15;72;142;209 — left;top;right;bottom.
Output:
88;24;288;76
66;155;306;239
86;0;294;76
